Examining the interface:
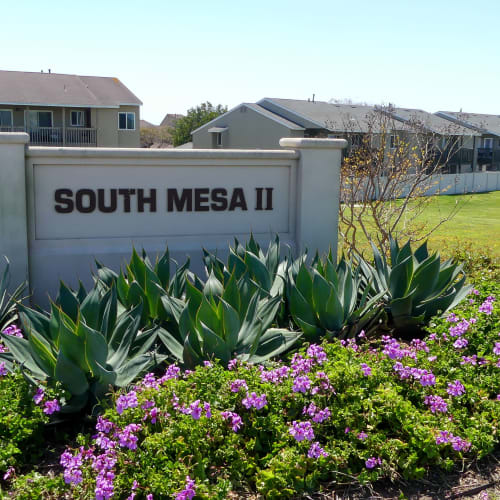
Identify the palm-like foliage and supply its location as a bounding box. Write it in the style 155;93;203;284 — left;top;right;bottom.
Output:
0;257;25;331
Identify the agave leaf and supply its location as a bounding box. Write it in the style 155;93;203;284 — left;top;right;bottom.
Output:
294;316;321;339
78;322;109;376
18;304;51;341
245;251;272;292
114;353;157;387
236;293;262;349
389;236;399;265
27;329;57;377
168;257;190;298
221;271;241;312
295;265;314;306
396;240;413;265
410;255;441;304
250;328;302;363
311;270;332;316
55;352;89;396
80;287;106;331
158;292;184;324
107;304;143;369
0;334;47;380
157;328;184;361
56;282;80;322
108;302;142;357
95;260;118;288
289;284;317;327
220;299;240;349
100;286;118;339
389;255;413;299
183;331;202;368
228;248;247;278
414;240;429;263
390;294;415;319
155;248;171;289
114;271;128;305
321;288;344;333
197;297;221;334
203;271;224;298
199;321;231;366
129;248;148;290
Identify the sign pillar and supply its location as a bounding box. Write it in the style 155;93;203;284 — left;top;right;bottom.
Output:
280;137;347;262
0;133;30;292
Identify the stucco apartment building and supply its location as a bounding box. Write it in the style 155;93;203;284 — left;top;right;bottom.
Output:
0;70;142;147
192;98;483;173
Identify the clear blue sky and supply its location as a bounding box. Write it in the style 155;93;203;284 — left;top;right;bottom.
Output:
3;0;499;124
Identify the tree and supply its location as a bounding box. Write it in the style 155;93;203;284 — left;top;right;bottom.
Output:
334;107;469;256
172;102;227;147
140;126;173;148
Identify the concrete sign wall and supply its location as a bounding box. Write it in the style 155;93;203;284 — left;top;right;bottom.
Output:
0;134;346;305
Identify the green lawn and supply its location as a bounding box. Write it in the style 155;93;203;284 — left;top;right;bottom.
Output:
338;191;500;258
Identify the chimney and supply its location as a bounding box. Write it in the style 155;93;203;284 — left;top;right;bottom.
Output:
312;93;315;103
48;69;51;74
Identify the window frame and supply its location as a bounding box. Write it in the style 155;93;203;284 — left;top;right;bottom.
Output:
216;132;222;146
118;112;136;131
70;110;85;127
0;109;13;128
483;137;493;149
390;134;398;150
27;110;54;128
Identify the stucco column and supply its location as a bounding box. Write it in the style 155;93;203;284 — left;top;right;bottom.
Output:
280;137;347;262
0;133;30;292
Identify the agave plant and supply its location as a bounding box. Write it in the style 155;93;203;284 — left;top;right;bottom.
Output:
0;283;165;412
203;235;288;298
158;270;301;368
0;257;26;331
287;253;385;341
358;238;472;332
94;247;190;328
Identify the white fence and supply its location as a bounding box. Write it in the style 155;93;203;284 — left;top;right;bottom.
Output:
0;134;346;305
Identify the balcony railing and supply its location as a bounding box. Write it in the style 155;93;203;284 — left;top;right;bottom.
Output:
0;126;97;146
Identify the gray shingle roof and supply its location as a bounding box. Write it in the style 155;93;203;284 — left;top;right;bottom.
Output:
0;70;142;108
381;107;479;136
436;111;500;137
259;98;380;133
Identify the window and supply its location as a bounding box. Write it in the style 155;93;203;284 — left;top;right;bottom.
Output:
71;110;84;127
390;134;397;149
216;132;222;146
0;110;13;127
27;110;53;128
483;138;493;149
118;112;135;130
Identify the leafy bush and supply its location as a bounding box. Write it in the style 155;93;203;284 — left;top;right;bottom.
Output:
52;283;499;499
0;371;48;477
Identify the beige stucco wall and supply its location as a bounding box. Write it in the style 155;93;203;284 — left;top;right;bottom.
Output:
192;106;304;149
95;106;141;148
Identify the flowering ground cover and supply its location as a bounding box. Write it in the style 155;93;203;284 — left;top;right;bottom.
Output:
2;279;497;499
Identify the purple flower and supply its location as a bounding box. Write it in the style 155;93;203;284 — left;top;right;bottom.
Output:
96;416;115;434
453;337;468;349
357;431;368;441
43;399;60;415
189;400;202;420
365;457;382;469
479;296;495;315
95;470;115;500
230;379;248;392
307;442;329;458
419;371;436;387
424;395;448;413
345;427;350;434
1;325;23;337
461;355;477;365
289;421;315;442
203;360;213;368
221;411;243;432
449;319;471;337
158;364;181;383
260;365;290;384
175;476;196;500
435;431;471;451
493;342;500;356
303;403;331;423
3;466;15;481
306;344;327;364
116;423;142;450
242;392;267;410
446;313;458;323
360;363;372;376
33;387;45;404
204;402;212;418
291;353;314;375
447;380;465;396
116;391;138;414
292;375;311;393
228;358;239;370
0;361;8;377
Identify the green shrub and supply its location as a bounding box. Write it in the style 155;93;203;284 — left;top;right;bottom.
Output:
0;371;47;476
50;282;498;499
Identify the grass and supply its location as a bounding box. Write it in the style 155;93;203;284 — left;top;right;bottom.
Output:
339;191;500;258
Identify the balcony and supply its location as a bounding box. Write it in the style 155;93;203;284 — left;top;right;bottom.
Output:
0;126;97;146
